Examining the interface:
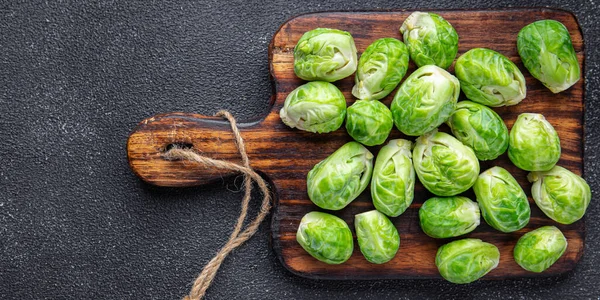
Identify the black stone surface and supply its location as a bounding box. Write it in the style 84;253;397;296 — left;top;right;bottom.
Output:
1;1;599;299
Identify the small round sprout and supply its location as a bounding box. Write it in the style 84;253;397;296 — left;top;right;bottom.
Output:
391;65;460;136
293;28;358;82
352;38;409;100
345;100;393;146
518;20;580;93
514;226;568;273
371;139;415;217
399;11;459;69
307;142;374;210
419;196;480;239
296;211;354;264
508;113;561;171
455;48;526;107
528;166;591;224
280;81;346;133
446;101;509;161
355;210;400;264
413;129;480;196
473;166;530;233
436;238;500;284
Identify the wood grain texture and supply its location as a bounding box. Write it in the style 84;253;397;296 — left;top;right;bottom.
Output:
127;8;585;280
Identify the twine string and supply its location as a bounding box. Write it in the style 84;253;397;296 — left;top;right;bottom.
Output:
163;110;271;300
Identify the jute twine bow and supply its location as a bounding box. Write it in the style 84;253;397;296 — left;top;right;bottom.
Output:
163;110;272;300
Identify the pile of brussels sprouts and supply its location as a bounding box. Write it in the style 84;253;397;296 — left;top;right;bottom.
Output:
281;11;590;283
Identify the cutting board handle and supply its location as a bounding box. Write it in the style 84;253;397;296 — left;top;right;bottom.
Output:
127;112;267;187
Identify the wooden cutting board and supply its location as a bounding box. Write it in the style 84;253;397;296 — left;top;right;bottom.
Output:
127;8;585;280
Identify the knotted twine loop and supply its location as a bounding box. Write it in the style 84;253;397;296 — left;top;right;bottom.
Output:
163;110;272;300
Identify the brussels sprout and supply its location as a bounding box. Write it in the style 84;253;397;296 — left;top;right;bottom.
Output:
279;81;347;133
355;210;400;264
399;12;459;69
419;196;480;239
528;166;591;224
455;48;526;107
391;65;460;136
371;139;415;217
508;113;561;171
345;100;393;146
473;166;530;233
436;238;500;284
307;142;374;210
514;226;568;273
293;28;358;82
518;20;580;93
296;211;354;264
352;38;409;100
413;129;479;196
446;101;509;161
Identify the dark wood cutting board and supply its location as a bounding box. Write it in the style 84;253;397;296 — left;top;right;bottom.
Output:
127;8;585;280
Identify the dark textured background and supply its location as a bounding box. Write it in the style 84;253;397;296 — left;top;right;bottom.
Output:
1;1;598;299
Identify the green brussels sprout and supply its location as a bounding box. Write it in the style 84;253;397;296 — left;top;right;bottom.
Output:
296;211;354;264
419;196;480;239
371;139;415;217
279;81;347;133
514;226;568;273
528;166;591;224
355;210;400;264
307;142;374;210
473;166;530;233
455;48;526;107
352;38;409;100
391;65;460;136
293;28;358;82
413;129;479;196
345;100;393;146
518;20;580;93
436;238;500;284
446;101;509;161
399;12;459;69
508;113;561;171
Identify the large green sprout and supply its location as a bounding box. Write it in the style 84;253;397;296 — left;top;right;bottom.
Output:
473;166;530;233
371;139;415;217
391;65;460;136
508;113;561;171
528;166;591;224
455;48;526;107
307;142;373;210
413;129;479;196
518;20;580;93
355;210;400;264
352;38;409;100
399;12;459;69
514;226;568;273
345;100;393;146
296;211;353;264
294;28;358;82
280;81;346;133
419;196;480;239
446;101;509;161
436;239;500;284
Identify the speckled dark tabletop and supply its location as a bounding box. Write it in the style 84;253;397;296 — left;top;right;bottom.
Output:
1;1;599;299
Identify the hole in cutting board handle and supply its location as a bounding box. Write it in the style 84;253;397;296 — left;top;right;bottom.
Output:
163;142;194;158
